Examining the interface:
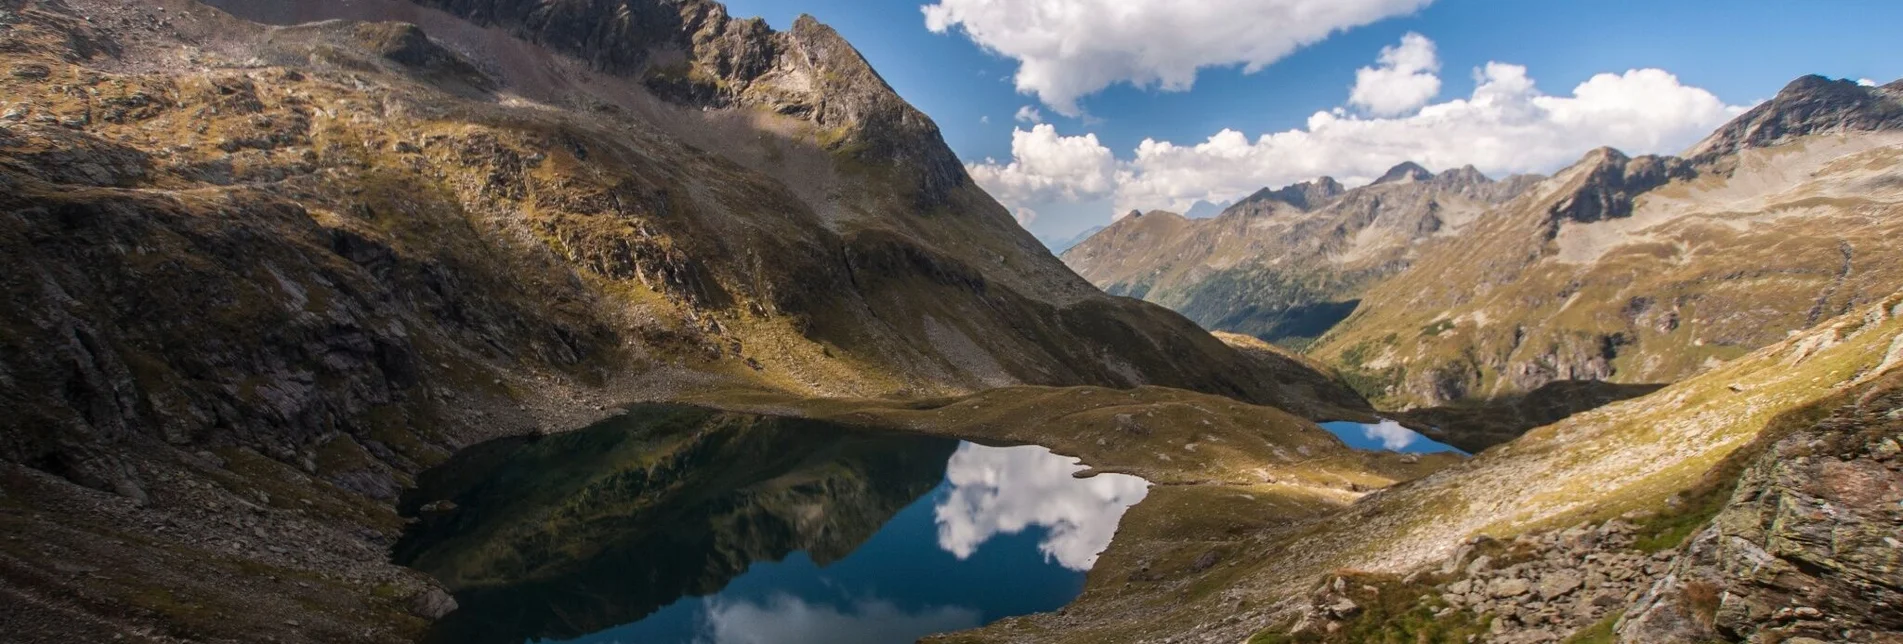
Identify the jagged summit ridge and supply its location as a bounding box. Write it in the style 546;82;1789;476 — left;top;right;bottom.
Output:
1543;147;1691;225
1240;176;1347;211
1373;160;1434;185
1686;74;1903;164
212;0;970;202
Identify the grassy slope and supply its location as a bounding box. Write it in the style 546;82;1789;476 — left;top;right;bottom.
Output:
1311;138;1903;409
926;292;1903;643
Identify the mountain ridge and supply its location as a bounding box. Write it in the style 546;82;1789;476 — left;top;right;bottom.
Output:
1066;73;1903;407
1308;74;1903;406
1062;161;1540;347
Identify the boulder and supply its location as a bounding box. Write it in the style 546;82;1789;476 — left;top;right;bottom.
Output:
408;587;459;620
1537;570;1583;600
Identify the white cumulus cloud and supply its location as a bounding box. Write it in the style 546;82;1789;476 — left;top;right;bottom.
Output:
1349;32;1441;116
1858;78;1878;87
965;124;1118;208
966;49;1747;218
1014;206;1039;227
922;0;1434;116
1014;105;1044;124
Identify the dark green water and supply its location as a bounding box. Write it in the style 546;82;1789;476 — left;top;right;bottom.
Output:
394;405;1149;644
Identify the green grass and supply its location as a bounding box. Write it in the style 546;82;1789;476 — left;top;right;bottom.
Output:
1246;572;1491;644
1624;377;1862;552
1562;612;1621;643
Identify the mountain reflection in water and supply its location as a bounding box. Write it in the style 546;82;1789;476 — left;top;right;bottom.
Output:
394;405;1150;644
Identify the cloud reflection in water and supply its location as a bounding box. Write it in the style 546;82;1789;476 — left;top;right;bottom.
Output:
933;443;1150;571
696;594;981;644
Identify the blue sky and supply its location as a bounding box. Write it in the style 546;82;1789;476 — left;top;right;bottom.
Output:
722;0;1903;243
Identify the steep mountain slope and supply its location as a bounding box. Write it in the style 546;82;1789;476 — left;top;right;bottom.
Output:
1062;166;1539;347
1312;76;1903;407
955;289;1903;643
0;0;1370;502
0;1;1374;641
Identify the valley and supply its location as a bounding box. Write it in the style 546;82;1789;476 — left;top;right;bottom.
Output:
0;1;1897;644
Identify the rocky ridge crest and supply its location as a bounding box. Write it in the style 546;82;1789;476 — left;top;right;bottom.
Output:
1062;162;1539;346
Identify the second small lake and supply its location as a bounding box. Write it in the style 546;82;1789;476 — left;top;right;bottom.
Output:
1319;419;1467;455
395;405;1150;644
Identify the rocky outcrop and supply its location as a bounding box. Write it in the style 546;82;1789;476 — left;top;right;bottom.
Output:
403;0;969;204
1618;373;1903;644
1545;148;1692;226
1686;74;1903;166
1434;524;1674;643
1372;161;1434;185
1286;519;1676;643
1240;176;1346;211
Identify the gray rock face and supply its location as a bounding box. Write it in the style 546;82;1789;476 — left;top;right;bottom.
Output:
1686;74;1903;165
1286;521;1667;643
1240;177;1346;211
411;0;968;204
1537;570;1583;600
1618;375;1903;643
1545;148;1692;225
1489;577;1531;598
408;587;459;620
1372;161;1434;185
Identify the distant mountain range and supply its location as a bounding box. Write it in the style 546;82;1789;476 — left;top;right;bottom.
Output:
1065;75;1903;407
1041;225;1107;254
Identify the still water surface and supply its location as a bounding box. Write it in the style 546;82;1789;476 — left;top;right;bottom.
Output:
1319;419;1467;455
395;406;1149;644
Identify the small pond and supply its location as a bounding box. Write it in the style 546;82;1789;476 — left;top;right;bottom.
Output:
394;405;1150;644
1319;419;1467;455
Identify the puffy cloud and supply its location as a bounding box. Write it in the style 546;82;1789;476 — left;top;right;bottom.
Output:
1014;105;1044;124
1349;32;1441;116
979;115;990;124
934;443;1149;570
968;55;1746;218
1859;78;1879;87
922;0;1433;116
965;124;1117;209
699;594;980;644
1013;206;1039;227
1114;64;1741;213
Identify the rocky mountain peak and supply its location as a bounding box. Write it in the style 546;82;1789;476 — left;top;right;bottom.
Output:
1544;147;1691;225
1431;165;1492;189
1685;74;1903;164
1239;176;1348;211
1372;161;1434;185
395;0;968;203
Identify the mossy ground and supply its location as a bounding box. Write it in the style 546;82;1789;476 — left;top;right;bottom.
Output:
1246;571;1492;644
